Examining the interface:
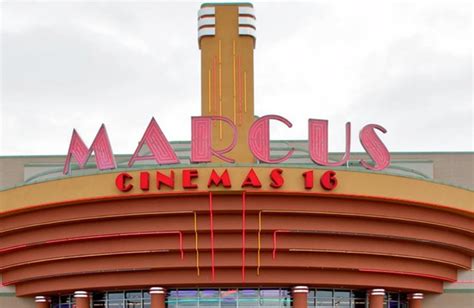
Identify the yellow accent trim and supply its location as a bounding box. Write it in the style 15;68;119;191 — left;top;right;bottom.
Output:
237;55;242;127
219;40;222;101
233;40;236;123
194;211;200;276
244;71;247;113
219;40;223;139
208;70;211;113
257;210;262;275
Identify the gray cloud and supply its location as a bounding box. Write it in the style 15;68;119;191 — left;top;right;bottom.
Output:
1;0;472;154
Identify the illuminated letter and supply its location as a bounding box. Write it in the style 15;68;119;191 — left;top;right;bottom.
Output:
128;118;179;167
248;115;294;163
359;124;390;171
140;172;150;191
157;171;175;189
191;116;238;163
302;170;313;190
270;168;284;188
63;124;116;174
320;170;337;190
241;168;262;188
183;169;199;189
308;119;351;166
208;169;232;188
115;173;133;192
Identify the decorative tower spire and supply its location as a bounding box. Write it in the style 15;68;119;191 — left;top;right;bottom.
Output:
198;3;256;163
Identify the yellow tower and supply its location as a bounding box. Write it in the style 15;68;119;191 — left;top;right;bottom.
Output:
198;3;256;163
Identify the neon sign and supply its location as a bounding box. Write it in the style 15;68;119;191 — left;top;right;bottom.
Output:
63;115;390;174
114;169;339;192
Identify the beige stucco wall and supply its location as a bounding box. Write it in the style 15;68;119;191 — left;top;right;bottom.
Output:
0;296;35;308
0;275;34;308
425;260;474;308
424;292;474;308
393;152;473;189
350;152;474;189
0;156;65;189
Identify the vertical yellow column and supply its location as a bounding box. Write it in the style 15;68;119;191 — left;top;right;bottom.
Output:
198;3;256;163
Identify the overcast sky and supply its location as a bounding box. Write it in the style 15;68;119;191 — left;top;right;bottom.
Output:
1;0;472;155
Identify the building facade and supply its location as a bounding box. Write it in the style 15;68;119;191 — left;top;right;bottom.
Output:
1;3;473;308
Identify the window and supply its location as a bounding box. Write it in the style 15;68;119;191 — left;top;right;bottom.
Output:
307;289;367;308
51;295;74;308
165;288;292;307
384;293;408;308
52;290;149;308
50;288;408;308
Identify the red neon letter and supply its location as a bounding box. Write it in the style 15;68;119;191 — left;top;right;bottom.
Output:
191;116;238;163
302;170;313;189
320;170;337;190
156;170;175;189
270;168;284;188
248;115;294;163
308;119;351;166
140;172;150;191
63;124;117;174
241;168;262;188
115;173;133;192
208;169;232;188
359;124;391;171
128;118;179;167
183;169;199;189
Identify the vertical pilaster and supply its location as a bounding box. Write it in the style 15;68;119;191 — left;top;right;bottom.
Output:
35;296;49;308
292;286;308;308
369;289;385;308
408;293;423;308
150;287;166;308
74;291;90;308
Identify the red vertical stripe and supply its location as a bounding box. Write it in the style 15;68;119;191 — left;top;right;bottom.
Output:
209;191;215;281
242;191;246;282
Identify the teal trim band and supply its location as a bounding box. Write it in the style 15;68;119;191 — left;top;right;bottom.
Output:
443;289;474;293
0;293;16;297
201;2;253;8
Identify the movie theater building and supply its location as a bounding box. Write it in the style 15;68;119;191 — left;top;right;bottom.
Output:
1;3;473;308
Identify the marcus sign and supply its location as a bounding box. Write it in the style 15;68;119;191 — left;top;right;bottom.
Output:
63;115;390;174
